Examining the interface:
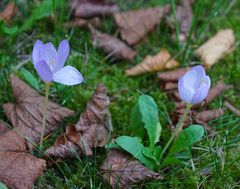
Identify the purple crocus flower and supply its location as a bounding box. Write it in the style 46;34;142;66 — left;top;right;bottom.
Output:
32;40;83;85
178;65;211;104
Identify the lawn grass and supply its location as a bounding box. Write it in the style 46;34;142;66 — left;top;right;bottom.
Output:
0;0;240;188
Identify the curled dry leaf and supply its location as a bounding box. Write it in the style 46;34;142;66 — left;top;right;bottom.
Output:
101;149;162;189
46;83;111;158
224;100;240;117
114;5;170;45
125;49;179;76
3;75;74;149
64;17;100;28
158;67;190;82
0;128;46;189
195;29;235;68
0;2;18;22
70;0;119;19
92;31;136;60
168;0;193;42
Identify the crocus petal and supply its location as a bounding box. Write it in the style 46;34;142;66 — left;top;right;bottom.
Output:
32;40;43;66
40;42;58;71
35;60;53;82
178;76;195;104
53;66;84;85
183;69;200;90
55;40;70;72
191;65;206;79
191;76;211;104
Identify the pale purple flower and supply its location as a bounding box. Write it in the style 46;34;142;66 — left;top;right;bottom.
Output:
178;65;211;104
32;40;83;85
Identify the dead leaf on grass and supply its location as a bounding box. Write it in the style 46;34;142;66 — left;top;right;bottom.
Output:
70;0;119;19
168;0;193;42
0;129;46;189
0;2;18;22
224;100;240;117
125;49;179;76
114;5;170;45
46;83;112;158
92;30;136;60
3;75;75;149
64;17;100;28
158;67;191;82
195;29;235;68
101;149;163;189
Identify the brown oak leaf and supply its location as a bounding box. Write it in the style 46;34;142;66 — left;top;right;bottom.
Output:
0;129;46;189
70;0;119;19
0;121;10;135
114;5;170;45
92;30;136;60
3;75;74;149
46;83;111;158
0;2;18;22
125;49;179;76
101;149;162;189
195;29;235;68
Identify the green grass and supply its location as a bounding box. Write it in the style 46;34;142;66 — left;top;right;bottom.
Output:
1;0;240;188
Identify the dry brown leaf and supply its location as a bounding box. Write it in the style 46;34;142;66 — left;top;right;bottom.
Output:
101;149;162;189
64;17;100;28
0;121;10;135
158;67;191;82
3;75;74;149
125;49;179;76
92;31;136;60
168;0;193;42
195;109;224;124
70;0;119;19
195;29;235;68
0;129;46;189
114;5;170;45
0;2;18;22
161;81;178;91
224;100;240;117
46;83;111;158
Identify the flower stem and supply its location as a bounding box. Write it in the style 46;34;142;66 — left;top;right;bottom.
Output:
160;103;192;161
40;82;51;150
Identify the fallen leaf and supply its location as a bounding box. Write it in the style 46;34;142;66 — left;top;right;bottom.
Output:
70;0;119;19
3;75;74;149
0;129;46;189
0;2;18;22
158;67;191;82
114;5;170;45
194;109;224;125
92;30;136;60
224;100;240;117
101;149;162;189
195;29;235;68
161;81;178;91
46;83;112;158
125;49;179;76
64;17;100;28
168;0;193;42
0;121;10;135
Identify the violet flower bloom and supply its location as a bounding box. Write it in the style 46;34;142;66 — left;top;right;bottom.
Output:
178;65;211;104
32;40;83;85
